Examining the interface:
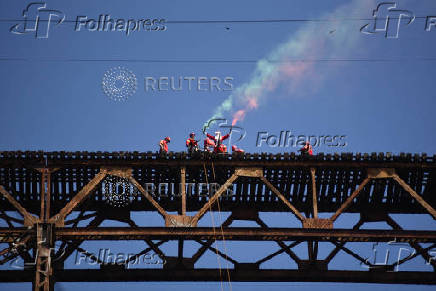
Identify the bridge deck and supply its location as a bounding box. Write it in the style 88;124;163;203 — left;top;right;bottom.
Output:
1;151;435;215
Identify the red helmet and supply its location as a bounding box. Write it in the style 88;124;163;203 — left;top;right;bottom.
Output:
232;145;237;151
190;132;195;138
165;137;171;142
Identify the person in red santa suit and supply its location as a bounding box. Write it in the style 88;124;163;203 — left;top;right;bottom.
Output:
299;141;313;156
206;130;230;153
231;145;245;153
203;137;215;152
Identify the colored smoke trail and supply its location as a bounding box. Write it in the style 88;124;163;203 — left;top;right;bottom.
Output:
204;0;375;128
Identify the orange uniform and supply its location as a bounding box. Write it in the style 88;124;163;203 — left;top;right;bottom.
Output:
186;138;198;148
159;137;170;153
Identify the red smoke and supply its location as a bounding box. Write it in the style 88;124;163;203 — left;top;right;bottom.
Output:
231;97;259;125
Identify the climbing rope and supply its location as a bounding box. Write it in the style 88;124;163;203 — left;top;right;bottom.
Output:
211;161;232;291
203;162;224;291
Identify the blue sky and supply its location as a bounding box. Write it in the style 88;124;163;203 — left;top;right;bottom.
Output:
0;0;436;290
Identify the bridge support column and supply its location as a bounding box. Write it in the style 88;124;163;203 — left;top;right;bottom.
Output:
34;223;54;291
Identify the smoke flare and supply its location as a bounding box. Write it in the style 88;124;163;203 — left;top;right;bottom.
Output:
204;0;374;128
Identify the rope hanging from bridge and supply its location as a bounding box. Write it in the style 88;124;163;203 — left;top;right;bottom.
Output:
211;161;232;291
203;162;225;291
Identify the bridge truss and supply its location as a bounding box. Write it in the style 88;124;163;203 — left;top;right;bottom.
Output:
0;151;436;290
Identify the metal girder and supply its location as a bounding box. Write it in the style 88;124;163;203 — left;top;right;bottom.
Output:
33;227;436;243
2;155;435;169
0;269;435;284
4;227;436;243
2;152;436;288
34;223;54;291
0;186;38;226
49;170;108;226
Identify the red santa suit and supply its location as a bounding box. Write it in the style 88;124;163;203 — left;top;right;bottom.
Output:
206;132;230;153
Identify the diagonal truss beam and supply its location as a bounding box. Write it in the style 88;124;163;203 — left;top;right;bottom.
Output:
393;174;436;220
259;176;305;222
128;176;168;218
49;169;108;226
0;186;37;226
192;173;238;223
330;177;371;222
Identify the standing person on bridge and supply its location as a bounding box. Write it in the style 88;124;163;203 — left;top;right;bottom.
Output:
299;141;313;156
186;132;199;154
159;137;171;154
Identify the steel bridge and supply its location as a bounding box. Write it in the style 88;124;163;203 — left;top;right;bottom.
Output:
0;151;436;290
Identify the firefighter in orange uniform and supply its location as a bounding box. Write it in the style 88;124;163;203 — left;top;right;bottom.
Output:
186;132;199;153
159;137;171;154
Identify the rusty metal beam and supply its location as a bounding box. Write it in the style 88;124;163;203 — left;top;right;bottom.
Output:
180;167;186;215
330;177;371;222
36;168;58;223
2;155;434;169
0;186;38;226
127;176;168;219
49;169;108;226
259;176;305;222
1;269;436;284
34;223;54;291
192;173;238;223
19;227;434;243
310;168;318;218
393;174;436;220
3;227;436;243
